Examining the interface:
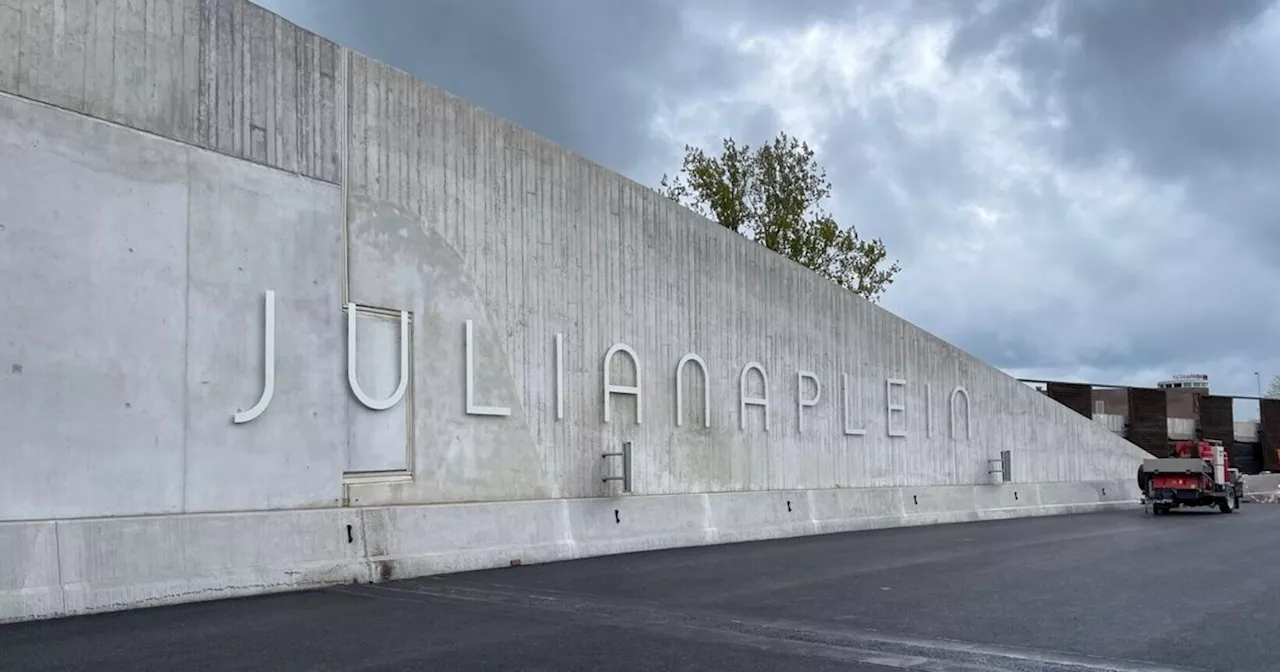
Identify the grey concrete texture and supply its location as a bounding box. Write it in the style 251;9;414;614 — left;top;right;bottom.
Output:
340;49;1148;505
3;509;1277;672
0;479;1137;623
0;0;341;182
0;0;1141;519
0;90;347;519
0;1;1148;523
0;0;1157;625
1242;473;1280;502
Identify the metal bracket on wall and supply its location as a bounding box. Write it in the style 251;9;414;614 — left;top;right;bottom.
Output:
987;449;1012;483
602;441;633;493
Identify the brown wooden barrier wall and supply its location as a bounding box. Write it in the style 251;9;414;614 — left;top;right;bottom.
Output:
1198;395;1234;454
1260;399;1280;472
1046;382;1093;418
1127;388;1168;457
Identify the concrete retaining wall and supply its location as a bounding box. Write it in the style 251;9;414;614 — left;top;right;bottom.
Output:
0;0;1151;624
1;479;1137;624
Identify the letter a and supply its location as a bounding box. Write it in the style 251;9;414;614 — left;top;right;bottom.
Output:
603;343;642;424
740;362;770;431
950;385;972;440
676;353;710;428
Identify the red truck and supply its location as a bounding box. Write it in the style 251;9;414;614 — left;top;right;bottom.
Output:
1138;439;1242;515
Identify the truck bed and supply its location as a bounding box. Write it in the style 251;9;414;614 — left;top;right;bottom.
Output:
1141;458;1211;476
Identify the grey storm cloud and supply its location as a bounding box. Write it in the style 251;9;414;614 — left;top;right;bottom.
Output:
934;0;1280;375
255;0;1280;402
949;0;1280;236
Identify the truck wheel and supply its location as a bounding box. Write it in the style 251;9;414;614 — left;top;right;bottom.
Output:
1219;494;1235;514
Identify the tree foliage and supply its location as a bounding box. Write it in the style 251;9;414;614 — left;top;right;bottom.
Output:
1267;375;1280;399
659;132;901;302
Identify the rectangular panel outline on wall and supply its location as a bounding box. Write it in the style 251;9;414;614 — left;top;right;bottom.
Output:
0;0;344;183
338;46;352;307
341;302;415;485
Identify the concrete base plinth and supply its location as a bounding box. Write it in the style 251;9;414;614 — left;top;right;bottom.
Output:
1;479;1138;624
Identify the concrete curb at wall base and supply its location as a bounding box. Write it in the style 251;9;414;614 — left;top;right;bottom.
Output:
0;480;1138;624
1242;473;1280;496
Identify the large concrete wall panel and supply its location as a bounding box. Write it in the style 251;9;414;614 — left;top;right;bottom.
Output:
0;93;188;520
0;0;341;182
0;522;61;620
54;507;367;616
340;55;1149;507
182;149;347;512
0;1;1152;521
0;90;352;519
0;0;1161;624
343;192;553;504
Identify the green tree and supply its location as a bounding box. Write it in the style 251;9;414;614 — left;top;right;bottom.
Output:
1267;375;1280;399
659;132;901;302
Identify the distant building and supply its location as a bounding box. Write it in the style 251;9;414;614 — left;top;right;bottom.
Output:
1091;374;1208;420
1156;373;1210;392
1032;372;1264;473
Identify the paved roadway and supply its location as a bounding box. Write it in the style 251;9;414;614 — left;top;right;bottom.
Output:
5;506;1280;671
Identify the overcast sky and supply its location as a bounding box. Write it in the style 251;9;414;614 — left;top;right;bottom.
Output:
255;0;1280;415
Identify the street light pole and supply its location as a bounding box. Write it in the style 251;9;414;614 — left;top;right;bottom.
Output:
1256;371;1263;398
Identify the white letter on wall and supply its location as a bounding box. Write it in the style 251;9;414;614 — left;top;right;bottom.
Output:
676;353;710;428
465;320;512;416
555;333;564;420
233;290;275;424
950;385;971;440
886;378;907;437
926;384;933;438
347;303;409;411
797;371;820;434
603;343;642;424
740;362;770;431
842;373;867;436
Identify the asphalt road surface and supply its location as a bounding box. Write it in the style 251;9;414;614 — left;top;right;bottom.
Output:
5;506;1280;672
